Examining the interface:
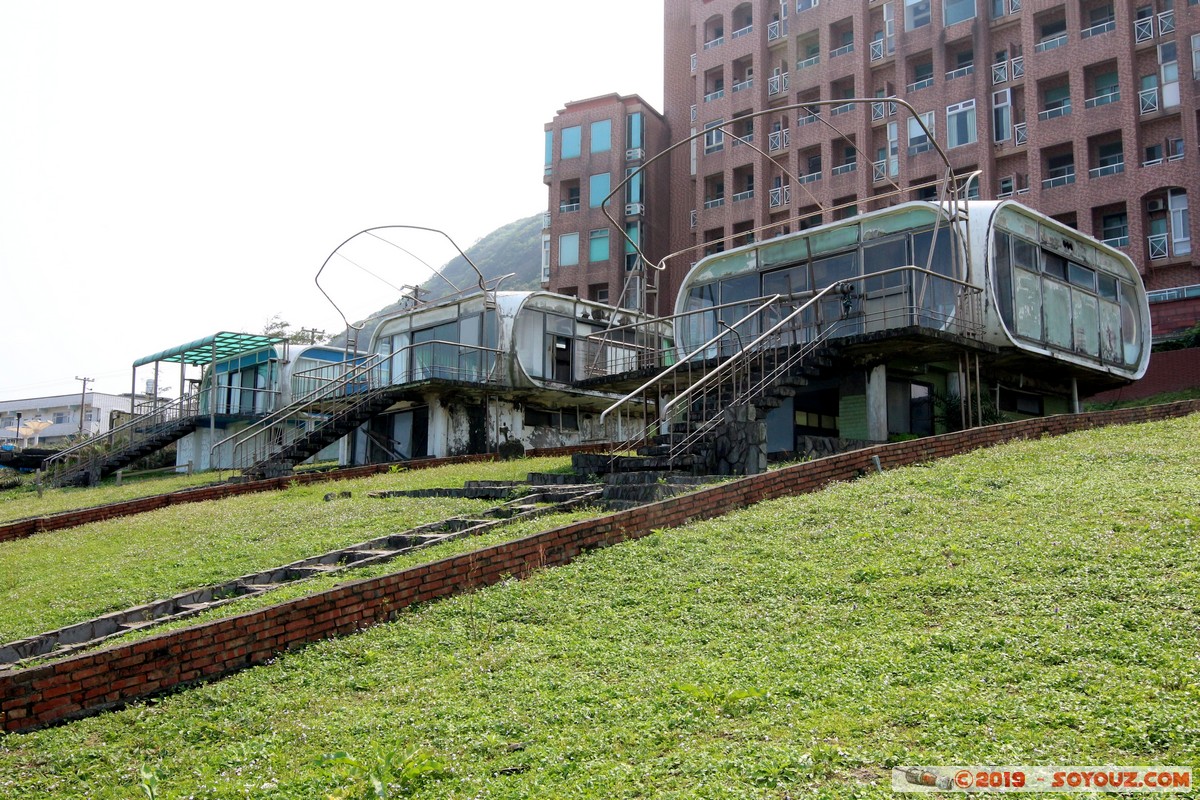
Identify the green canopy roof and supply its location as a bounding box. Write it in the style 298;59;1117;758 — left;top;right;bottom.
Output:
133;332;284;368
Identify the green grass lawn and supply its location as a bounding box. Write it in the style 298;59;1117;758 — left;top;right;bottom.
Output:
0;456;575;524
0;458;573;643
1;419;1198;798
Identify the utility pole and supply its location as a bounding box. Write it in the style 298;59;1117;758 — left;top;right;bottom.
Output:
75;376;93;437
298;327;325;344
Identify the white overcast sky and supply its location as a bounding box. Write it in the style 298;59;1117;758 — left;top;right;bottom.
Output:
0;1;664;398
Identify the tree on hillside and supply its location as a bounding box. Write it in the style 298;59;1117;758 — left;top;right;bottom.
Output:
262;314;328;345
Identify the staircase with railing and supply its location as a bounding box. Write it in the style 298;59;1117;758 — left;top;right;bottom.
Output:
590;265;984;475
43;393;204;487
215;354;391;480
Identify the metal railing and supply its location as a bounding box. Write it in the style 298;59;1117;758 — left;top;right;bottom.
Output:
1014;122;1027;146
1139;87;1159;114
768;72;789;95
1042;171;1076;189
830;43;854;58
598;266;984;470
1084;90;1119;109
1148;233;1169;260
768;128;790;151
1134;17;1154;43
43;392;202;486
769;184;791;207
1089;162;1124;179
1081;19;1115;38
1035;32;1067;52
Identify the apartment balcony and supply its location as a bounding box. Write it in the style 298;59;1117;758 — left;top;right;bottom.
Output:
690;53;697;72
689;209;698;228
1148;233;1169;260
1037;102;1071;121
1042;171;1076;189
542;212;551;229
559;202;581;213
796;54;820;72
768;129;791;151
703;196;725;209
704;88;726;103
946;64;974;81
732;77;754;93
1035;33;1068;53
907;77;934;93
691;104;698;122
831;162;857;176
767;20;786;41
1012;56;1024;79
797;110;820;127
1088;162;1124;179
768;72;790;96
1081;19;1115;39
830;43;854;59
768;185;791;207
704;36;724;51
1084;90;1120;110
1014;122;1028;146
731;24;753;40
732;189;755;202
1102;235;1130;248
830;102;854;116
1139;87;1159;115
871;101;897;121
797;172;822;185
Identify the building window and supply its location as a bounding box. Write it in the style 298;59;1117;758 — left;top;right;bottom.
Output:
904;0;930;29
53;412;68;425
944;0;976;26
1101;212;1128;243
541;234;551;282
559;233;579;267
561;126;581;159
625;222;641;270
992;89;1011;142
626;168;643;204
590;119;611;153
627;112;643;151
908;111;934;154
1160;43;1180;108
588;229;610;262
947;100;976;148
589;173;611;208
544;131;553;168
1192;34;1200;81
703;119;725;154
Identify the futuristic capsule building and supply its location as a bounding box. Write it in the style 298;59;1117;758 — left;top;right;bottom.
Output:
670;200;1149;451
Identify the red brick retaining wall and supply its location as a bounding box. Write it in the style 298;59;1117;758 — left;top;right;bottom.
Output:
0;445;606;544
2;401;1197;734
1087;348;1200;404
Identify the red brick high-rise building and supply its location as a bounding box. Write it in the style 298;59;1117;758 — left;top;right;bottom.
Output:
546;0;1200;334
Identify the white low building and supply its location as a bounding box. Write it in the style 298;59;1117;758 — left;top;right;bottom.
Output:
0;392;149;447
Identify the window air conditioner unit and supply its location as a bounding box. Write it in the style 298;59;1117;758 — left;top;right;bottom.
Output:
1147;198;1165;212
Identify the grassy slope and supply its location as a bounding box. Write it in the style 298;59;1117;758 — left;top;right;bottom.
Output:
1;418;1198;798
0;471;233;524
0;455;572;524
0;458;572;642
